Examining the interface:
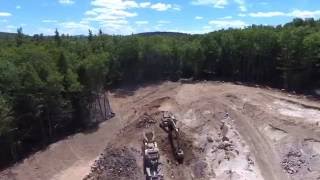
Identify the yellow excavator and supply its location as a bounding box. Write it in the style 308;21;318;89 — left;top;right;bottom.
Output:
159;112;184;163
142;112;184;180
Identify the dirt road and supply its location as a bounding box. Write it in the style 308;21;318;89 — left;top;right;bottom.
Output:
1;81;320;180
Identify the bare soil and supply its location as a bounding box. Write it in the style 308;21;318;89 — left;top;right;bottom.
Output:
1;81;320;180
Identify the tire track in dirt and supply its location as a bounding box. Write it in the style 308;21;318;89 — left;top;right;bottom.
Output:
224;103;288;180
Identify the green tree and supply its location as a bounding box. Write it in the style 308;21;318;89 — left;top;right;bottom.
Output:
16;27;23;47
99;29;103;36
88;29;93;42
54;28;61;46
303;32;320;88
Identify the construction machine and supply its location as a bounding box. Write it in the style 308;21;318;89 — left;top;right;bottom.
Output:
159;112;184;163
143;131;163;180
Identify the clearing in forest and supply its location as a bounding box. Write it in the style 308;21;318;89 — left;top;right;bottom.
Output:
1;81;320;180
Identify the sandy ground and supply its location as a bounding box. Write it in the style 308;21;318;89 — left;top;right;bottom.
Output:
1;81;320;180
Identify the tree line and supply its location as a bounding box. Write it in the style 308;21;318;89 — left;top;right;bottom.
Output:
0;18;319;167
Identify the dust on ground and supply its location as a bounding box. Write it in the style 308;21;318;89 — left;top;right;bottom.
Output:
1;81;320;180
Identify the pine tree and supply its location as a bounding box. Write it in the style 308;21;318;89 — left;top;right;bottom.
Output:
99;29;103;36
16;27;23;47
54;28;61;46
88;29;93;42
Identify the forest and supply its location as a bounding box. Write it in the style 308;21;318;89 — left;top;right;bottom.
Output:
0;18;319;168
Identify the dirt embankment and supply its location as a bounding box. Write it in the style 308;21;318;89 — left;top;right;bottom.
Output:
1;81;320;180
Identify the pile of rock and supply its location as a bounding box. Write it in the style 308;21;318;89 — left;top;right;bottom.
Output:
136;113;157;128
207;119;238;162
217;141;234;152
84;147;139;180
281;150;306;174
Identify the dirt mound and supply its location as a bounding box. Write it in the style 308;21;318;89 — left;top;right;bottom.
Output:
83;147;142;180
136;113;157;128
143;97;173;112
